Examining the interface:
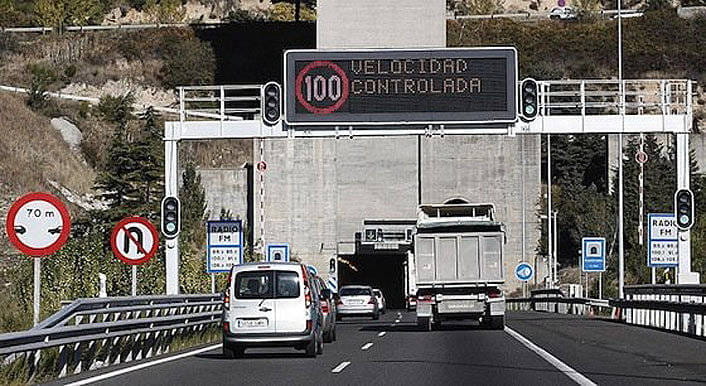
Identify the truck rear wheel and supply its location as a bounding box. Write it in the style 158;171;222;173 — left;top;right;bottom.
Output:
484;315;505;330
417;317;432;331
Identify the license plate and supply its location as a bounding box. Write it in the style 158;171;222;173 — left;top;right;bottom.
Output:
237;319;267;328
349;300;364;304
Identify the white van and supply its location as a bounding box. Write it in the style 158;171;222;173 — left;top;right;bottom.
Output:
222;262;324;358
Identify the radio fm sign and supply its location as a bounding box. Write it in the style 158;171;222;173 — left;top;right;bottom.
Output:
284;48;518;126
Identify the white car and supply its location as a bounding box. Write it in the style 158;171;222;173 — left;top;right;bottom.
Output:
549;6;577;20
222;262;325;358
373;289;386;314
336;285;380;320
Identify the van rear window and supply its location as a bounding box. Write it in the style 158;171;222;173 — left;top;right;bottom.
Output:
235;271;300;299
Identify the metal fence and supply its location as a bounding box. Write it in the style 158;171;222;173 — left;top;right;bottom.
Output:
508;285;706;339
615;284;706;337
0;294;222;381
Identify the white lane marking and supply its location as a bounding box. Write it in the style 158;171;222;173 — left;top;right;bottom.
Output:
331;361;351;374
65;344;222;386
394;319;400;323
378;331;387;337
361;342;374;351
505;327;596;386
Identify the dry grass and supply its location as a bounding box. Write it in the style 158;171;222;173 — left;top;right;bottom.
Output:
0;93;96;196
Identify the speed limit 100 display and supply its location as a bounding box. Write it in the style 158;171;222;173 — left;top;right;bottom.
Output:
284;48;518;126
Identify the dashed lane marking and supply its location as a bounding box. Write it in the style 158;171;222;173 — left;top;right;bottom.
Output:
331;361;351;374
505;327;596;386
378;331;387;337
361;342;374;351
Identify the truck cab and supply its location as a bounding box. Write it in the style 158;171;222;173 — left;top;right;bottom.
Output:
412;203;506;330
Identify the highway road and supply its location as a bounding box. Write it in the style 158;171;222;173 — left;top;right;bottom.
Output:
55;311;706;386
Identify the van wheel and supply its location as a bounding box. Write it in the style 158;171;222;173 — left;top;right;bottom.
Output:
223;343;244;359
305;337;317;357
316;330;324;354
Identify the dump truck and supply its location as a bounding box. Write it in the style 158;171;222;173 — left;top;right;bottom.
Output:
413;203;506;330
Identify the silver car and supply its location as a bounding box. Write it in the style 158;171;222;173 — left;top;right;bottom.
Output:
336;285;380;320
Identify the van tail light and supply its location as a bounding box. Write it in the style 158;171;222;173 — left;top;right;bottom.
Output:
488;288;502;299
368;297;376;304
418;295;434;304
305;286;312;308
336;299;343;305
224;270;233;310
321;302;330;313
306;319;312;332
223;321;230;332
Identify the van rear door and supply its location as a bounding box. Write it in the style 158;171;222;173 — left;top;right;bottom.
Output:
274;270;307;333
231;270;276;334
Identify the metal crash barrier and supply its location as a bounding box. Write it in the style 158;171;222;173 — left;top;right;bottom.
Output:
0;294;222;381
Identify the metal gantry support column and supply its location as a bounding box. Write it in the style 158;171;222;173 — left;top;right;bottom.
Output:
164;122;180;295
676;132;700;284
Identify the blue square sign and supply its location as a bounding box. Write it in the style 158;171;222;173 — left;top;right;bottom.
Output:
582;237;606;272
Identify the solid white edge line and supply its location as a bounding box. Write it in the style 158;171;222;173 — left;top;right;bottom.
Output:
378;331;387;337
64;344;223;386
361;342;374;350
331;361;351;373
505;327;596;386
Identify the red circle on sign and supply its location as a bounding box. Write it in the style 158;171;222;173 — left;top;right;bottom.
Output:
110;217;159;265
295;61;350;115
635;151;648;164
257;161;267;172
5;192;71;257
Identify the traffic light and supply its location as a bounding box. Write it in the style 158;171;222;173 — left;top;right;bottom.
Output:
520;78;539;122
261;82;281;126
675;189;694;230
161;196;180;238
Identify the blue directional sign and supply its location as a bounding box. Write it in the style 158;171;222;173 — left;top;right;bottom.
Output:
515;262;534;282
582;237;606;272
266;243;290;262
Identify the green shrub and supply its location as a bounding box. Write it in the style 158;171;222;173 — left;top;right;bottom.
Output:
159;31;215;89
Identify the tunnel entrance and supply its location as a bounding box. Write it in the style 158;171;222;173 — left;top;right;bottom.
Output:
339;253;407;310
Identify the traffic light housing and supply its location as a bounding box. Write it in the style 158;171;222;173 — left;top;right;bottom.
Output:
520;78;539;122
674;189;694;230
161;196;181;238
261;82;281;126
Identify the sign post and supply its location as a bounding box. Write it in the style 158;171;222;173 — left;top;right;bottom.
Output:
5;192;71;325
207;220;243;273
582;237;606;298
110;217;160;296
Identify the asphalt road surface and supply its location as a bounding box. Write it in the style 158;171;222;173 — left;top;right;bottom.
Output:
55;311;706;386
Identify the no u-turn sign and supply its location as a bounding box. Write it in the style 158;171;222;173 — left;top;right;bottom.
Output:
110;217;159;265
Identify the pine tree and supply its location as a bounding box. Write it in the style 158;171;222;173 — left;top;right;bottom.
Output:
94;125;140;220
131;107;164;220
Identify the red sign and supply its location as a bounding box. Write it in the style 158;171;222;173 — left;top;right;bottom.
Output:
635;151;648;164
257;161;268;172
5;192;71;256
110;217;159;265
295;60;350;115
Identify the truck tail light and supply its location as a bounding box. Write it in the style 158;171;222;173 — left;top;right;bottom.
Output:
418;295;434;304
223;321;230;332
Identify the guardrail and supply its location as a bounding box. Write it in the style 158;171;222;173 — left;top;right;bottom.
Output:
618;284;706;338
0;294;222;381
508;285;706;339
